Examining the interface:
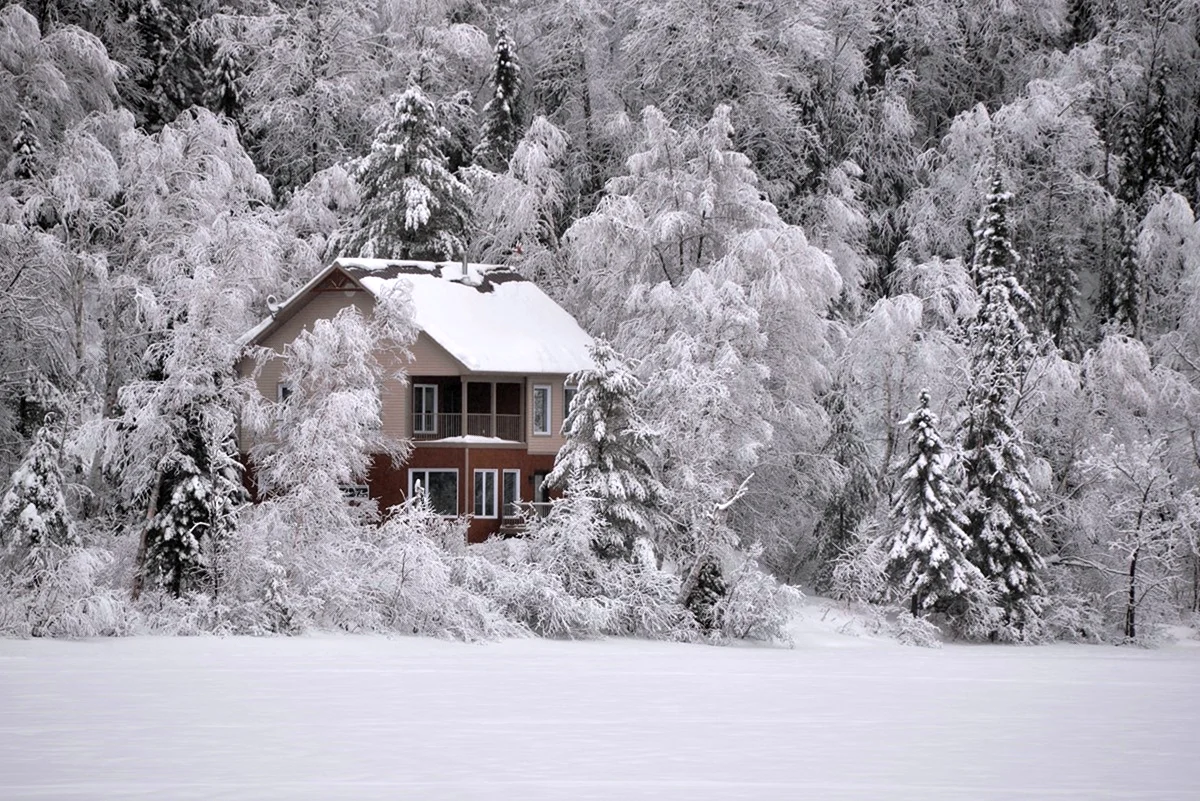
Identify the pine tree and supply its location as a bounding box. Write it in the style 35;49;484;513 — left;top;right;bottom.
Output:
0;422;76;570
547;340;666;560
345;85;472;261
1140;67;1178;198
887;391;990;622
1043;250;1082;359
10;108;40;180
205;46;243;123
813;386;876;593
141;405;246;597
1108;202;1142;336
474;23;523;171
961;174;1046;636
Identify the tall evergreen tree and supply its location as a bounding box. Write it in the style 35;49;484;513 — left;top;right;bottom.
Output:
10;108;40;180
0;420;76;570
813;386;876;593
1043;249;1082;359
548;340;666;560
474;23;523;171
961;174;1046;636
887;390;991;622
345;86;472;261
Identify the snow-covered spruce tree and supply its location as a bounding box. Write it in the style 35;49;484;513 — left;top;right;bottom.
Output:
205;44;243;122
813;386;877;594
0;420;76;570
887;390;993;628
344;85;472;261
547;340;666;560
960;174;1046;637
473;23;523;171
10;108;40;180
1043;250;1082;360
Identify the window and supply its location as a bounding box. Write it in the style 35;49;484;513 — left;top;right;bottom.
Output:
409;469;458;516
502;469;520;518
277;381;293;403
414;384;437;434
340;484;370;507
473;469;497;518
533;384;551;435
563;385;578;428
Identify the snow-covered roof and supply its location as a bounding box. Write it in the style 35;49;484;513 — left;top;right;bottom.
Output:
244;258;595;376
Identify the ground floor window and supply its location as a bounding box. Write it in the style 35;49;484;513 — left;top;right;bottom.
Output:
409;469;458;516
502;469;520;518
473;469;497;518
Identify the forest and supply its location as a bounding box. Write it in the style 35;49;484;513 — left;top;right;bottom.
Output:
1;0;1199;644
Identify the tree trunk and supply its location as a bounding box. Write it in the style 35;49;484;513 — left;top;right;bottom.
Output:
131;473;163;600
1124;546;1139;640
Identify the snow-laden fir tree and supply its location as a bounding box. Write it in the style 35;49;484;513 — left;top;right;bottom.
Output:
473;23;523;171
887;390;991;622
813;386;876;594
1042;249;1081;360
206;45;243;122
547;339;666;560
345;85;471;261
961;174;1046;636
0;420;76;570
10;108;40;180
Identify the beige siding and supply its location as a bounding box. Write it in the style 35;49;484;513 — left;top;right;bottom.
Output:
237;291;469;451
527;375;567;455
238;289;375;452
409;331;464;376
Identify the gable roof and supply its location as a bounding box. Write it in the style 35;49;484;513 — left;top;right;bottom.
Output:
241;258;595;376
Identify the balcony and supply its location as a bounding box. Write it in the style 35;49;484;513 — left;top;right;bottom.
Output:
413;412;524;442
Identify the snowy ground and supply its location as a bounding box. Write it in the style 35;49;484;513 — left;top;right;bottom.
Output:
2;605;1198;800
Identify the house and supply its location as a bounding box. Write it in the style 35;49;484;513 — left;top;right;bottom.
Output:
237;257;594;543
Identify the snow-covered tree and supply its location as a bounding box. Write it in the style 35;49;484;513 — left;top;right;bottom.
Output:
960;175;1046;636
887;390;992;626
468;115;569;282
547;340;665;560
473;23;523;171
249;285;417;543
344;85;472;261
9;108;40;180
1079;438;1198;640
0;418;76;569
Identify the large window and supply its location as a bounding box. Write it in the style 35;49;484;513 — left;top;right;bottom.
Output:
533;384;551;436
502;469;520;518
563;385;578;429
409;469;458;516
414;384;437;434
473;469;497;518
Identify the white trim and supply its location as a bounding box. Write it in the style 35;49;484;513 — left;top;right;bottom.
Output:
409;468;458;516
532;384;552;436
414;384;438;434
502;468;521;518
473;469;498;518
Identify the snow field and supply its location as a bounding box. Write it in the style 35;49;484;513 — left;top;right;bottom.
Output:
2;614;1198;801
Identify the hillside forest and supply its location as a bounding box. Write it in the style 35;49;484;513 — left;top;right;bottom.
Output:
2;0;1200;643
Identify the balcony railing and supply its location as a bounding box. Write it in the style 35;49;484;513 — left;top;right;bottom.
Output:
413;413;523;442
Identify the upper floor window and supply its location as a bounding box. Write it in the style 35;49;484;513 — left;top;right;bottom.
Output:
277;381;294;403
563;385;578;423
532;384;551;436
414;384;437;434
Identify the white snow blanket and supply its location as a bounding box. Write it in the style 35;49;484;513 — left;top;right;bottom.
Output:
1;622;1197;800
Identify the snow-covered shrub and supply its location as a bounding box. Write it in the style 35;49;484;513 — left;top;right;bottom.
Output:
0;545;135;638
827;520;888;603
711;560;800;642
893;611;943;648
